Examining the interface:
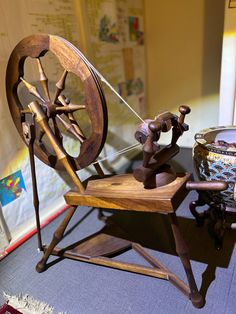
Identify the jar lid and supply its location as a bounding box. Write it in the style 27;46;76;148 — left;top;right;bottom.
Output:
195;126;236;155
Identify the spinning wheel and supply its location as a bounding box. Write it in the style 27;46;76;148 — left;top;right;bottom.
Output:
6;34;229;309
6;33;107;170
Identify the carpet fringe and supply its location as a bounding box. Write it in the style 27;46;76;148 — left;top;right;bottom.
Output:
4;292;66;314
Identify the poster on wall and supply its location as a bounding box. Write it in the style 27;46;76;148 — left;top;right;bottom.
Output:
229;0;236;8
0;0;147;241
0;0;83;234
84;0;146;155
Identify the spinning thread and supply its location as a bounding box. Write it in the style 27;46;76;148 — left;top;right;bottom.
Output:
92;143;142;165
64;37;145;123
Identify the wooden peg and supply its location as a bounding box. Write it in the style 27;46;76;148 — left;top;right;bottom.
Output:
186;181;228;191
56;115;85;142
36;58;50;101
148;120;162;133
178;105;191;124
53;70;68;103
56;104;86;113
58;95;86;140
20;77;45;103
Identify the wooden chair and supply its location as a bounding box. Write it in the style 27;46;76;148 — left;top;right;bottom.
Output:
6;34;226;308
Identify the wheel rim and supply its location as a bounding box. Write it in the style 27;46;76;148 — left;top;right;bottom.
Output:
6;34;108;170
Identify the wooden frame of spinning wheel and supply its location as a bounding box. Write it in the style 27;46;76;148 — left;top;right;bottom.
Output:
6;34;204;308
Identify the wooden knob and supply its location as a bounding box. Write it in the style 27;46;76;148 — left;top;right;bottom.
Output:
179;105;191;115
148;121;162;133
178;105;191;124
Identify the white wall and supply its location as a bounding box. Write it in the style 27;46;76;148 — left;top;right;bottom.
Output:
144;0;225;146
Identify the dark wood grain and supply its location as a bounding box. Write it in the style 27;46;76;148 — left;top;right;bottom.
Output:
6;35;205;308
133;106;190;188
64;173;192;213
6;33;107;170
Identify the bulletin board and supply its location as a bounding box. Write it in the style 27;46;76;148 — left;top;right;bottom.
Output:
0;0;146;246
84;0;145;115
0;0;84;237
83;0;146;156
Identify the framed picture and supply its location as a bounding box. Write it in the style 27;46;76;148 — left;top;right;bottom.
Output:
229;0;236;8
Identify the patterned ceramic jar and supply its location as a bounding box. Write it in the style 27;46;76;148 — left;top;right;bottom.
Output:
193;126;236;209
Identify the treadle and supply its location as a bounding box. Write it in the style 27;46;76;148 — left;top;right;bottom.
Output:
67;232;131;257
41;222;191;298
47;241;190;298
51;222;132;258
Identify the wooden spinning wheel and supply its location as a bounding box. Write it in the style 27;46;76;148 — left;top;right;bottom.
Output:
6;34;230;309
6;33;107;170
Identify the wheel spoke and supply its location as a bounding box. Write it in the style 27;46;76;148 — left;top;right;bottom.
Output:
7;34;108;171
53;70;68;103
20;108;31;114
58;95;86;139
52;116;63;144
36;58;50;101
58;95;86;112
70;120;86;141
56;115;85;142
20;77;45;103
38;129;45;143
56;104;86;113
58;94;67;106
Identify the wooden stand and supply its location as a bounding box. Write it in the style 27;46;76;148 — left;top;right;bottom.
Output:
190;191;230;250
36;173;204;308
6;35;209;309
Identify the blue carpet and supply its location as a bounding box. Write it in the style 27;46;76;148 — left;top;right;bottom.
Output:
1;191;236;313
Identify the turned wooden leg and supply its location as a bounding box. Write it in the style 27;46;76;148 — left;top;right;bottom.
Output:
209;204;225;250
169;213;204;308
97;209;109;222
36;205;77;273
189;192;209;226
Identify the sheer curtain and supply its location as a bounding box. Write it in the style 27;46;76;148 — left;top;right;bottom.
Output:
219;35;236;126
219;2;236;126
0;203;11;257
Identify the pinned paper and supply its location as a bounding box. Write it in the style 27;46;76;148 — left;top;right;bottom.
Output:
122;47;134;81
229;0;236;8
129;16;143;44
0;170;26;206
